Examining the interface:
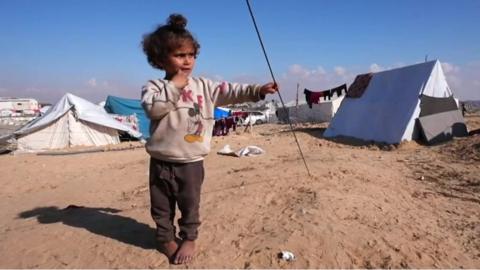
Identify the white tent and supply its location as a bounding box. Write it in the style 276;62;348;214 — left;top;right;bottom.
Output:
278;96;344;123
324;60;466;144
14;93;142;151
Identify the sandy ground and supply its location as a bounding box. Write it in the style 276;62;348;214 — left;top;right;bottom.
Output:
0;115;479;268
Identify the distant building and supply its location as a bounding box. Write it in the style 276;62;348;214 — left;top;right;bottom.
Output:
0;98;40;117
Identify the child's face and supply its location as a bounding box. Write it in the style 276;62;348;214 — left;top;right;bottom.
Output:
163;42;196;78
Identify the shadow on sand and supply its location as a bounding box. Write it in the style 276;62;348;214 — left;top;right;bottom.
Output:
18;205;156;250
280;125;400;150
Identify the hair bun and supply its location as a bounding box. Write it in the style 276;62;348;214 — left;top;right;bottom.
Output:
167;14;187;30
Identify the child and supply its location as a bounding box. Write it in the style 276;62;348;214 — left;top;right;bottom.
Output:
140;14;277;264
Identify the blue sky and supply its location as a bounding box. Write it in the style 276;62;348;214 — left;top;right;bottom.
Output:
0;0;479;103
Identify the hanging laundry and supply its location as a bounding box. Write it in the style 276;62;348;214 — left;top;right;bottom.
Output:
331;83;347;98
323;89;332;101
304;89;324;108
304;83;348;108
347;73;373;98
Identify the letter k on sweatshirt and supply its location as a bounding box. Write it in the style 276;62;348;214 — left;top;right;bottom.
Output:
141;77;264;163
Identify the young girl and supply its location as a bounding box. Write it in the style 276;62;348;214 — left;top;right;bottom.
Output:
141;13;277;264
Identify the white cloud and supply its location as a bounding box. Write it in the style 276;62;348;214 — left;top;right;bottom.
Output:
87;78;97;87
0;76;140;104
211;74;224;81
197;71;225;82
288;64;309;78
443;61;480;100
313;66;327;76
441;62;460;74
2;60;479;105
85;77;117;92
334;66;347;76
276;64;357;102
286;64;326;79
369;63;383;73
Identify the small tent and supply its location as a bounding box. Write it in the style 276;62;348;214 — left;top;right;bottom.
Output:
324;60;468;144
277;96;344;123
104;95;150;138
14;93;142;151
214;107;231;120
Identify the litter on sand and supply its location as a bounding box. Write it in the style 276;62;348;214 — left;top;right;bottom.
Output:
217;144;265;157
278;251;295;261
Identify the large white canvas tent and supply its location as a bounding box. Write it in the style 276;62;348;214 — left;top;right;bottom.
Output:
14;93;142;151
324;60;468;144
277;96;344;123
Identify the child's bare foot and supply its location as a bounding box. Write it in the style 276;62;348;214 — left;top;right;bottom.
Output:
157;240;178;263
173;240;195;264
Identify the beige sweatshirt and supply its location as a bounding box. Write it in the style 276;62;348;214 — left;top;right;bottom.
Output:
141;77;264;163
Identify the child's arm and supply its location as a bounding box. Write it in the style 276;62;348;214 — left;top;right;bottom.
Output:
259;82;278;95
141;80;181;120
207;79;277;107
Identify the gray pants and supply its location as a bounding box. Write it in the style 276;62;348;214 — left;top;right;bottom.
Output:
149;158;204;243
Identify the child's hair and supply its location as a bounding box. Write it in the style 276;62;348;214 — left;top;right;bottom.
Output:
142;14;200;70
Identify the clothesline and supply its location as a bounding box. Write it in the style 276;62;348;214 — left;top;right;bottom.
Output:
303;73;374;108
304;83;347;108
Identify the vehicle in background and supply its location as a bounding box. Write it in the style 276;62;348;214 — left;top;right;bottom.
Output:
242;111;268;125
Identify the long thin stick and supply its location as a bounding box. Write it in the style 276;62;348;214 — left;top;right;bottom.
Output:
245;0;311;176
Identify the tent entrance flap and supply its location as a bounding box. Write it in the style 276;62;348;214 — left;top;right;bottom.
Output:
419;94;459;117
418;112;468;145
417;94;468;144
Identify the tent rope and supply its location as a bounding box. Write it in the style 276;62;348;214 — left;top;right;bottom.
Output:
245;0;311;176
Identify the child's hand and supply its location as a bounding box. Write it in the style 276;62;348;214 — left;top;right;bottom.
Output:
260;82;278;95
171;69;189;89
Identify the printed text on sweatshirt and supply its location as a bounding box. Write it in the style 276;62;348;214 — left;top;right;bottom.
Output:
141;77;264;163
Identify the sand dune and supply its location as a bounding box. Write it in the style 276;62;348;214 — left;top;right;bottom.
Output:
0;115;479;268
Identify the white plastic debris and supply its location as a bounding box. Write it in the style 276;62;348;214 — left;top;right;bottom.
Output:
217;144;234;155
217;144;265;157
235;145;265;157
279;251;295;261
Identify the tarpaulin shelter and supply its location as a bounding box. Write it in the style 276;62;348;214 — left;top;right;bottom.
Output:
324;60;468;144
214;107;230;120
104;95;150;138
14;93;142;151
